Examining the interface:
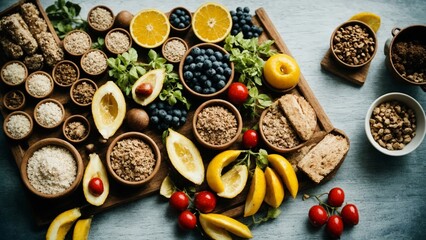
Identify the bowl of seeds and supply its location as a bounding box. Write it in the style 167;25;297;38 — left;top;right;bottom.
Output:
87;5;115;33
20;138;83;199
70;78;97;107
192;99;242;150
81;49;108;76
162;37;188;63
1;60;28;87
3;111;33;140
34;98;65;129
63;115;90;143
63;30;92;57
52;60;80;87
25;71;54;99
105;28;132;55
3;90;25;111
365;92;426;156
330;20;377;68
106;132;161;187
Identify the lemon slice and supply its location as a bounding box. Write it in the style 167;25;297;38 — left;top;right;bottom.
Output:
244;167;266;217
199;214;232;240
130;9;170;48
159;176;175;198
349;12;381;33
46;208;81;240
199;213;253;239
264;167;285;208
72;217;92;240
217;164;248;199
207;150;242;193
192;3;232;43
166;129;204;185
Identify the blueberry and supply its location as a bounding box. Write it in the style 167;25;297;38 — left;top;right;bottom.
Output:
194;85;202;93
247;31;253;38
159;109;167;118
191;47;201;56
173;109;182;117
212;61;221;68
185;15;190;20
200;75;208;81
205;80;212;87
148;103;157;111
206;48;214;56
175;9;183;15
194;71;201;77
202;88;210;94
232;16;238;22
159;123;168;131
217;80;226;88
151;108;159;116
184;71;193;80
214;51;223;60
157;102;165;109
242;24;250;32
257;27;263;33
209;87;216;93
174;18;181;24
170;13;177;19
233;23;240;29
207;68;216;76
165;114;173;123
236;7;242;12
253;32;259;38
190;77;198;85
223;54;230;62
200;49;205;55
230;10;236;16
203;59;212;69
240;19;246;25
196;62;204;70
180;116;187;124
195;55;205;63
183;65;189;71
224;67;232;77
212;74;221;82
216;66;224;75
245;16;252;23
150;115;159;124
231;29;238;35
178;23;185;28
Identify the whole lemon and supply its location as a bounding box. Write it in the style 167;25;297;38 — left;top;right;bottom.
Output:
263;54;300;90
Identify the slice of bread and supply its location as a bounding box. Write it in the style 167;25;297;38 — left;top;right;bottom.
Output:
297;133;349;183
278;94;317;141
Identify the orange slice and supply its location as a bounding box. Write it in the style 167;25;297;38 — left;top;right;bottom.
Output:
192;3;232;43
130;9;170;48
349;12;381;33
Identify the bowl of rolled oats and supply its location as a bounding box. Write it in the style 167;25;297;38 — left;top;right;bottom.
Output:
105;28;132;55
87;5;115;33
365;92;425;156
80;49;108;76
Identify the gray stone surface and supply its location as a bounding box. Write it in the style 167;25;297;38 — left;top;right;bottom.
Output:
0;0;425;239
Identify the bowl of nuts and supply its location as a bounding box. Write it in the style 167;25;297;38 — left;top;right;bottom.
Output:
330;20;377;68
365;92;426;156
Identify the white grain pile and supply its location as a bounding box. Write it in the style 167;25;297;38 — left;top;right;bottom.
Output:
27;73;51;97
5;114;31;138
35;101;62;127
2;62;26;84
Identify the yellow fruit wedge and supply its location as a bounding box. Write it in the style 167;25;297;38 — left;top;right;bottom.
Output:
264;167;285;208
349;12;381;33
244;167;266;217
206;150;242;193
192;3;232;43
268;154;298;198
46;207;81;240
199;214;232;240
82;153;109;206
217;164;248;199
130;9;170;48
159;175;175;198
199;213;253;239
92;81;126;140
166;129;204;185
72;217;92;240
131;69;165;106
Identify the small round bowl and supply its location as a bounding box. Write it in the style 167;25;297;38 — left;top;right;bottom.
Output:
168;7;192;34
1;60;28;86
3;90;26;111
80;49;108;76
365;92;426;156
25;71;54;99
105;28;132;55
179;43;234;99
63;30;92;57
330;20;378;68
62;115;90;143
106;132;161;187
20;138;83;199
87;5;115;33
52;60;80;87
192;99;242;150
3;111;33;140
33;98;65;129
162;37;188;63
70;78;98;107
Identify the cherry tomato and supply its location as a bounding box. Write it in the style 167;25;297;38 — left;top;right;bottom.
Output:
178;210;197;230
194;191;217;213
88;177;104;196
326;215;344;238
308;205;328;227
169;191;189;212
135;82;153;96
227;82;248;105
242;129;259;149
328;187;345;207
341;204;359;225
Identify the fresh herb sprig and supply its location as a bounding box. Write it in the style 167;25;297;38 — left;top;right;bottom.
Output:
92;37;105;50
243;86;273;119
46;0;87;39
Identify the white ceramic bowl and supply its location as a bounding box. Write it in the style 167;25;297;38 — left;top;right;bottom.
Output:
365;92;426;156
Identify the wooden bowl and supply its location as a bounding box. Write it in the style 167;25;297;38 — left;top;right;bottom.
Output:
330;20;378;68
168;7;192;34
20;138;83;199
62;115;91;144
3;90;25;111
87;5;115;33
179;43;234;99
63;30;92;57
80;49;108;76
52;60;80;87
1;60;28;87
162;37;188;63
106;132;161;187
3;111;33;140
192;99;242;150
25;71;54;99
70;78;98;107
105;28;132;55
33;98;65;129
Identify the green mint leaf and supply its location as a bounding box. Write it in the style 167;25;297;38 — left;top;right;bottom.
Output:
129;66;139;80
148;49;157;61
129;48;138;62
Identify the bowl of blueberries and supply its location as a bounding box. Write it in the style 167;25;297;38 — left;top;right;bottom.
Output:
146;101;189;132
179;43;234;99
168;7;191;34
